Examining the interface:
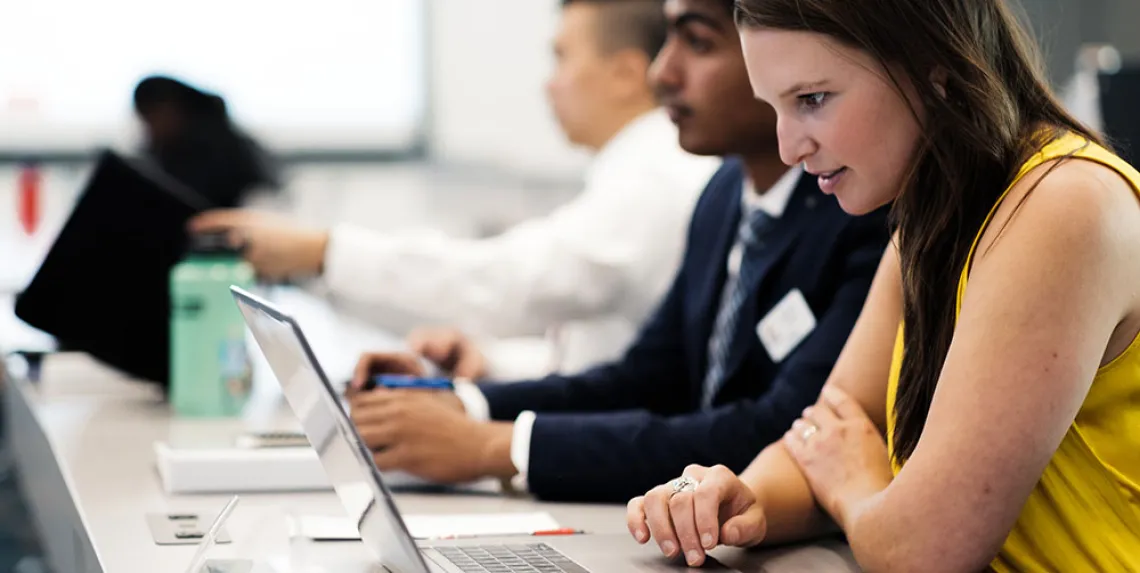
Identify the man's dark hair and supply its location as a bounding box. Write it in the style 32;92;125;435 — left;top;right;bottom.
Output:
562;0;667;59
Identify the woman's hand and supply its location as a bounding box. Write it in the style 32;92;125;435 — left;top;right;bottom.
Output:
783;387;894;529
626;464;767;567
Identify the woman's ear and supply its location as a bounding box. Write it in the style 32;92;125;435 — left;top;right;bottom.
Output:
930;67;949;99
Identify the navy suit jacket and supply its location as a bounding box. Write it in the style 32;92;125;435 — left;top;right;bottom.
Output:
480;159;890;502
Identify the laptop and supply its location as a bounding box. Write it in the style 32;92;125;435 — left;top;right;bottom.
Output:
15;150;213;385
231;287;724;573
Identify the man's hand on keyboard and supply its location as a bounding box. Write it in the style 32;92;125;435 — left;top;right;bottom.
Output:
349;387;517;483
407;327;488;380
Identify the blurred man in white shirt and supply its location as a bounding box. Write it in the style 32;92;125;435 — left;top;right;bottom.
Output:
191;0;721;379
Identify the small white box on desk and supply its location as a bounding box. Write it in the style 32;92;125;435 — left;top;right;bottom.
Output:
153;441;491;494
154;442;331;494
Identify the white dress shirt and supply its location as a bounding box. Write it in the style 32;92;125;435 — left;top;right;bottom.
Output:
457;167;804;491
320;109;722;379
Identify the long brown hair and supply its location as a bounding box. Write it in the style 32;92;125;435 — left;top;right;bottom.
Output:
735;0;1104;462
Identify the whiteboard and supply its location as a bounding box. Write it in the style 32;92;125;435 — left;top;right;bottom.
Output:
0;0;425;152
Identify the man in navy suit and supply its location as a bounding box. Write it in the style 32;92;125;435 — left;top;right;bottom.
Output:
346;0;889;503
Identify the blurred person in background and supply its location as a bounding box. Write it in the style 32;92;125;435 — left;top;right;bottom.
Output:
191;0;721;380
1061;44;1119;135
134;75;279;208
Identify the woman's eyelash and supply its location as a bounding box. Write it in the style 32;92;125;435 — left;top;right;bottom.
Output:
798;92;829;110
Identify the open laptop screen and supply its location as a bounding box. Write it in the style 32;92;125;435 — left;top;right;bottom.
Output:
232;287;429;573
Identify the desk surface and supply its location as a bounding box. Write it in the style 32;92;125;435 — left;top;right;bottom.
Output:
6;354;860;573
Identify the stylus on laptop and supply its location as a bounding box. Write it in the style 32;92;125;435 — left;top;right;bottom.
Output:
183;495;240;573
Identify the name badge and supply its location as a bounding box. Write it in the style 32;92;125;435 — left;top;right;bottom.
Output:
756;289;816;363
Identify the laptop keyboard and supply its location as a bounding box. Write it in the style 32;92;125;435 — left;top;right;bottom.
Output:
432;543;589;573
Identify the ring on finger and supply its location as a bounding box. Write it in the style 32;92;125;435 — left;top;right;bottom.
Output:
669;476;699;499
800;423;819;441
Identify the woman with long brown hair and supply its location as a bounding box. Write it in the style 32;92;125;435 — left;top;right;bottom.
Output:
627;0;1140;570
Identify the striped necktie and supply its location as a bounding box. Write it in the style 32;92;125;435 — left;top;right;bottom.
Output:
700;207;773;409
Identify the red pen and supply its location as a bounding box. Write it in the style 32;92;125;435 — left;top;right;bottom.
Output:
435;528;587;540
531;528;586;536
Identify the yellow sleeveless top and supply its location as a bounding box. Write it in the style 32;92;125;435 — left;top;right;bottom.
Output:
885;133;1140;572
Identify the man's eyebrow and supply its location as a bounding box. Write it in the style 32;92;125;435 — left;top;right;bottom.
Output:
670;11;726;33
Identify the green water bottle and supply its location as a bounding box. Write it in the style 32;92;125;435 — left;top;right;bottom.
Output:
169;232;256;417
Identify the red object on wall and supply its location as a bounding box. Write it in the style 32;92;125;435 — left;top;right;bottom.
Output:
17;162;41;236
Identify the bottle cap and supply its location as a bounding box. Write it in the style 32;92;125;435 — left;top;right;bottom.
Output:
187;230;242;256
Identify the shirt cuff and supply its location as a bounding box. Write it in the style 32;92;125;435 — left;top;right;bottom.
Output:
453;380;491;422
509;411;537;492
320;224;373;295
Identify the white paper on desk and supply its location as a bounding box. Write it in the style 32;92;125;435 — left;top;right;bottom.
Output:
293;512;561;541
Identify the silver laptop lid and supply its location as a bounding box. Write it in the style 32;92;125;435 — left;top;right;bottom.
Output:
231;286;429;573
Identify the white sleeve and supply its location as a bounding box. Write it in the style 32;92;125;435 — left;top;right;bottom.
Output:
452;381;490;422
320;152;717;338
508;411;537;492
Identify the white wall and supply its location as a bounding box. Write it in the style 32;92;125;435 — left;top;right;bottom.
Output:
427;0;590;178
0;0;423;152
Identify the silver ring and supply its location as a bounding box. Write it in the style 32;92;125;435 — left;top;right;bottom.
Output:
801;424;819;441
669;476;698;498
